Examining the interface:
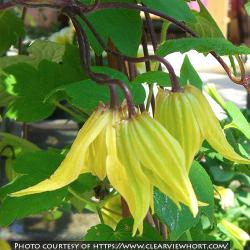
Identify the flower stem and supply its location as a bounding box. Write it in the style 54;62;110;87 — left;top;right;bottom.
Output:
79;13;180;92
69;187;98;207
160;223;168;240
109;84;119;109
54;102;83;122
82;1;248;91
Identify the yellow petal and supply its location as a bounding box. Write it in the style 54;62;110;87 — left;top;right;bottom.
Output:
220;219;250;243
11;107;111;196
0;240;11;250
87;128;107;180
155;89;202;171
186;84;250;165
129;113;198;217
106;117;151;235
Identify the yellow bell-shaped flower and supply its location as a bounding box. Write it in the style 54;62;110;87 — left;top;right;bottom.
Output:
11;104;113;196
11;104;198;235
155;84;250;171
107;111;198;235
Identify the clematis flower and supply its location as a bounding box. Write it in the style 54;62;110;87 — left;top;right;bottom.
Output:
12;104;198;234
11;104;113;195
155;84;250;171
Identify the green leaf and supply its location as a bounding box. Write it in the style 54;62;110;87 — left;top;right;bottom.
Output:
2;45;85;122
141;0;196;23
225;102;250;140
132;71;172;87
179;221;217;241
84;218;162;241
0;189;67;226
0;11;25;54
0;132;39;158
154;161;214;240
209;166;235;183
85;224;115;240
0;40;65;69
71;173;99;193
0;83;14;107
3;61;60;122
0;151;64;198
245;2;250;16
83;0;142;56
234;173;250;188
180;55;203;89
0;151;67;226
188;0;224;38
157;38;250;57
48;66;145;110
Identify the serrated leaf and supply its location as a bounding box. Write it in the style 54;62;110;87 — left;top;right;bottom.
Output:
3;61;61;122
180;55;203;89
2;45;86;122
0;40;65;69
154;161;214;240
188;0;224;38
84;218;161;241
83;0;142;56
84;224;116;241
225;102;250;140
0;11;25;54
0;151;67;226
47;66;145;110
157;38;250;57
141;0;196;23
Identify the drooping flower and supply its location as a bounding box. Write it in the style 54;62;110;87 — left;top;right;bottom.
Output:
155;84;250;171
11;104;198;234
107;111;199;234
11;104;113;195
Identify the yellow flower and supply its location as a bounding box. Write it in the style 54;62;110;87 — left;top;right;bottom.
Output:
11;104;113;196
220;219;250;245
155;84;250;171
107;112;199;234
0;240;11;250
11;105;198;235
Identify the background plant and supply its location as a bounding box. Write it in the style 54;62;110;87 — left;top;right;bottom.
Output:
0;0;249;248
